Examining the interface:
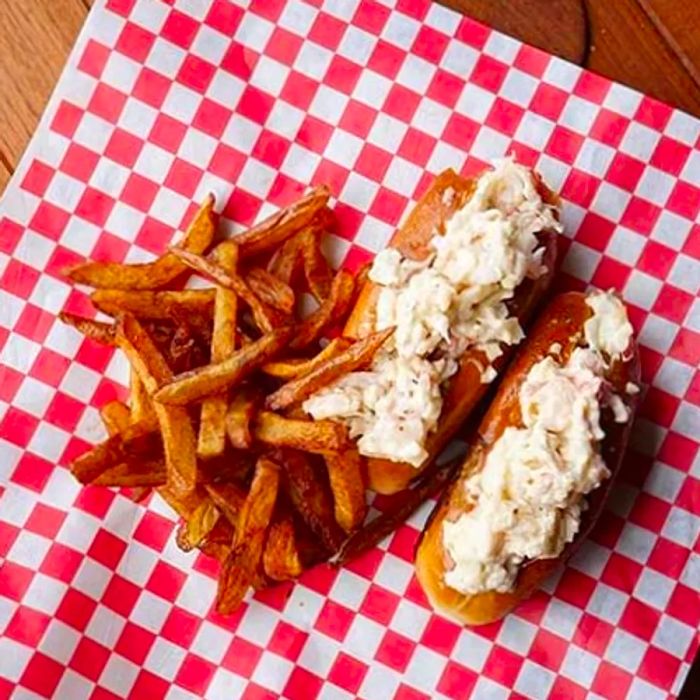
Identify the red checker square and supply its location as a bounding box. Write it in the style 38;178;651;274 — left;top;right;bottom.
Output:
205;0;244;34
193;98;232;140
115;22;156;63
296;115;333;154
683;223;700;257
437;660;478;700
659;431;698;473
149;113;187;152
222;636;263;676
134;216;173;256
509;142;540;168
313;599;354;642
133;511;174;552
483;645;524;687
368;40;405;80
638;346;663;385
21;160;55;197
369;188;409;226
670;328;700;368
242;684;281;700
29;201;70;241
19;652;64;699
14;304;55;343
338;99;377;139
56;588;97;631
637;239;676;279
280;70;317;111
132;66;171;110
106;0;136;16
6;606;51;647
44;392;85;434
529;629;568;671
639;385;680;428
398;126;438;166
427;69;464;109
0;217;24;254
601;552;643;594
0;366;23;403
638;645;681;690
1;258;39;298
327;652;368;695
60;143;100;181
667;582;700;627
88;530;127;570
629;492;671;532
69;637;110;682
619;597;661;641
545;125;584;163
396;0;429;20
325;55;362;95
45;244;84;281
668;180;700;220
471;54;509;92
375;629;416;673
487;97;526;137
25;503;66;540
529;82;568;121
222;188;263;227
331;202;364;242
266;173;305;208
591;257;632;292
592;661;633;699
146;561;187;602
0;561;33;601
251;129;292;170
121;173;159;212
237;86;275;124
620;197;662;237
265;26;303;65
590;107;630;148
653;284;693;324
308;11;346;51
352;0;391;33
314;159;350;197
130;671;170;700
175;653;217;696
102;574;142;618
355;143;393;182
359;584;400;626
208;144;246;183
73;339;114;376
39;542;82;584
78;39;110;79
420;615;460;657
221;43;259;81
561;168;601;209
395;685;431;700
514;590;549;627
573;71;610;103
513;44;550;77
412;25;450;63
283;668;323;700
635;95;672;130
268;621;307;662
550;676;587;700
606;152;645;191
249;0;285;21
177;54;216;93
104;128;144;168
678;476;700;514
87;83;127;123
387;523;420;561
161;8;200;49
162;606;202;648
573;613;614;656
403;573;430;609
555;568;597;608
2;408;40;450
74;486;117;520
650;135;692;176
0;522;20;558
298;562;338;596
164;159;203;198
455;15;490;49
75;188;116;228
383;83;421;123
51;100;83;138
685;371;700;406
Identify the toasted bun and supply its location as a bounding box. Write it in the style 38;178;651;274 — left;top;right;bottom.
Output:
344;168;560;494
415;291;641;625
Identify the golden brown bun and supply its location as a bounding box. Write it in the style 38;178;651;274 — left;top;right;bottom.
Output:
343;168;560;494
415;292;641;625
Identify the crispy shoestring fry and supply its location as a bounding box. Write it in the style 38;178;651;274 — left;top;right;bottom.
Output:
263;517;304;581
59;312;116;345
245;267;295;315
92;289;215;319
100;401;131;436
324;449;367;533
260;337;352;380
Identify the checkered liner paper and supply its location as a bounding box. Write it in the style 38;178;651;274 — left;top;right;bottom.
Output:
0;0;699;698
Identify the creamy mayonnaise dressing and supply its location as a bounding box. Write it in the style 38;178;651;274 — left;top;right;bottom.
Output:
442;291;633;595
303;159;561;466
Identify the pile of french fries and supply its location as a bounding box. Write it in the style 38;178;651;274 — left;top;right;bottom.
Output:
60;188;453;614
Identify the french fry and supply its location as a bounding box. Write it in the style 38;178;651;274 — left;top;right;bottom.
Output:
225;388;259;450
176;500;220;551
261;337;352;380
290;269;355;349
198;241;238;459
276;449;345;552
59;312;116;345
216;457;280;614
63;195;216;289
154;326;293;406
129;371;157;425
245;267;295;315
199;517;235;562
170;247;283;333
92;289;215;319
168;321;205;374
267;233;303;286
324;449;367;532
93;459;167;488
205;482;247;529
254;411;350;454
117;314;198;495
266;329;394;411
100;401;131;436
263;517;303;581
235;186;331;259
300;229;333;302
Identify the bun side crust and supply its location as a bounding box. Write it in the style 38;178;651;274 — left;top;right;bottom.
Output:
344;168;560;494
415;292;641;625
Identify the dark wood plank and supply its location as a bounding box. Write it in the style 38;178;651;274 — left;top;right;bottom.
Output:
439;0;588;65
0;0;86;170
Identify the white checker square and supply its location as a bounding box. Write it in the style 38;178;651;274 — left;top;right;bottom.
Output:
191;27;229;65
320;233;350;268
680;149;700;186
103;52;141;95
681;552;700;588
207;70;245;110
535;153;571;191
297;636;341;678
634;568;675;610
29;274;71;314
27;421;70;464
561;241;601;281
455;83;496;123
404;645;444;692
103;346;129;386
653;357;694;396
411;97;451;138
147;37;187;78
132;590;171;633
606;226;645;266
669;254;700;294
643;462;684;503
191;620;231;664
620;122;661;161
359;662;401;699
381;10;420;50
367;113;408;154
308;85;349;126
560;95;600;135
484;31;520;64
514;111;555;151
134;142;176;183
470;125;510;162
383;156;423;196
222;114;264;154
543;59;581;91
85;603;126;648
500;68;539;107
472;677;508;699
318;685;353;700
340;171;379;211
151;187;191;228
39;619;81;664
666;110;700;145
237;159;276;200
591;181;632;222
616;522;656;563
542;599;582;640
42;321;83;360
354;216;393;254
266;100;305;140
673;403;700;441
322;0;359;21
662;504;700;548
441;39;478;79
53;669;94;700
604;629;646;673
59;362;101;402
638;313;678;354
0;638;32;683
73;559;112;600
176;570;217;617
374;553;413;594
0;290;24;330
624;269;662;310
99;655;139;696
353;69;393;109
250;55;290;98
428;140;469;174
178;129;219;168
635;167;676;206
295;41;334;82
628;677;667;700
514;660;555;698
389;599;430;641
652;615;695;658
207;669;247;700
39;467;81;513
498;615;537;654
278;0;317;36
0;442;21;487
330;569;371;610
337;25;377;66
576;138;615;177
43;172;86;213
343;615;384;662
561;645;599;687
603;82;642;117
13;376;54;418
105;202;147;245
127;0;167;32
2;333;41;373
162;84;202;125
8;529;52;570
234;11;274;49
237;603;279;648
424;2;462;35
73;112;114;153
119;97;159;139
283;583;326;629
115;541;158;587
397;54;436;95
145;637;188;681
452;629;491;672
586;583;628;624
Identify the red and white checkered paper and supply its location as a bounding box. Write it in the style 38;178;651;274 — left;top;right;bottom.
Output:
0;0;698;698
